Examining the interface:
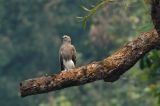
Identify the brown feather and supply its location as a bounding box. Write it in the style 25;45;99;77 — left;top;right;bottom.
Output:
59;43;76;70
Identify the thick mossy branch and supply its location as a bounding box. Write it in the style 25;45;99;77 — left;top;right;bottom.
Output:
20;30;160;97
20;0;160;97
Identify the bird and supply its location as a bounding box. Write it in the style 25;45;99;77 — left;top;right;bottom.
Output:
59;35;76;71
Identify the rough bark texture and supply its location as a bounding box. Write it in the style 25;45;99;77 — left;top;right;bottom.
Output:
20;0;160;97
20;30;160;97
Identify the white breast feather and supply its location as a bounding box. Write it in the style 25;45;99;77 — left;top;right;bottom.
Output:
63;59;75;70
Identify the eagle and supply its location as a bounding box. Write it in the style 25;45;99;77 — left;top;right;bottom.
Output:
59;35;76;71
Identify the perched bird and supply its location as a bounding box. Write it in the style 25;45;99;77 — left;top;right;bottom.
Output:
59;35;76;71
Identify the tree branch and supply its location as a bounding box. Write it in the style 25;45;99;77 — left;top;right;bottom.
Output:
20;0;160;97
20;30;160;97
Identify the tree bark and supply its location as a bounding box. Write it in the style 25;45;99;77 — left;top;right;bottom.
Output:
20;0;160;97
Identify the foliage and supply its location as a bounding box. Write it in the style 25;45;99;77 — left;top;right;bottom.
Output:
0;0;159;106
77;0;114;28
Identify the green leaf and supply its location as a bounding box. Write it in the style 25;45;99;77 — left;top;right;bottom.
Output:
146;57;152;68
136;22;154;32
139;58;145;69
82;17;87;28
80;5;91;12
76;16;83;19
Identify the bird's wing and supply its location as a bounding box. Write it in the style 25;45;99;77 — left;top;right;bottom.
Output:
71;45;76;65
59;49;65;70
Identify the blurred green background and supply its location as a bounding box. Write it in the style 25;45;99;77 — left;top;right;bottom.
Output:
0;0;160;106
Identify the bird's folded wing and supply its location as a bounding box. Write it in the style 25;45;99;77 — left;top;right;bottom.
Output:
71;45;76;65
59;52;65;70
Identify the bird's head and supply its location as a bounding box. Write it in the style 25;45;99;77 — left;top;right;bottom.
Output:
62;35;71;43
